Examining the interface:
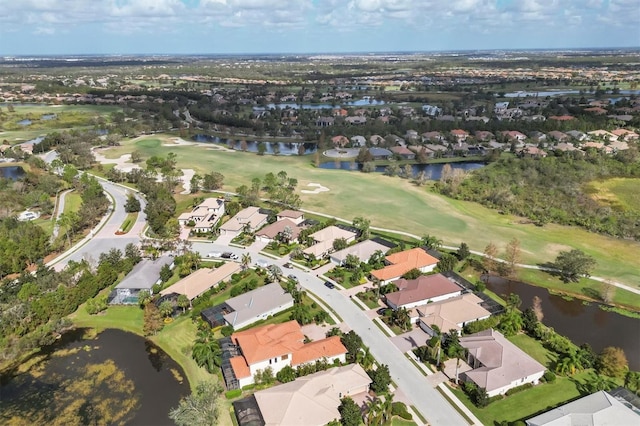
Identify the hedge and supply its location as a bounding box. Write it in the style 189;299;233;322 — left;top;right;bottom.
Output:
225;389;242;399
505;382;533;396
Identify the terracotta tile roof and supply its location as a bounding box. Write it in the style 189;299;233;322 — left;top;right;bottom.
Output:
291;336;347;366
230;356;251;379
371;248;438;281
417;293;491;332
232;320;305;365
549;115;575;121
159;262;241;300
385;274;462;307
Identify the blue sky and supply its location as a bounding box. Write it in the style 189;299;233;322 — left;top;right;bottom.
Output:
0;0;638;55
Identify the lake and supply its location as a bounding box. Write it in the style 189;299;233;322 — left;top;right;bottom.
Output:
192;134;317;155
0;166;26;180
0;328;188;425
485;276;640;370
319;161;485;179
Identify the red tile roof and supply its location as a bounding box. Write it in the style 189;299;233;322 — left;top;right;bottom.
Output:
385;274;462;307
371;248;439;281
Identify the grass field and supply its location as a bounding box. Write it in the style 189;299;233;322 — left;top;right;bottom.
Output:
107;135;640;288
586;178;640;213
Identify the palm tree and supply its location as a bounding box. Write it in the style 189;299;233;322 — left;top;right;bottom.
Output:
421;234;442;250
356;347;375;370
138;289;152;307
57;211;79;248
241;253;251;271
177;294;190;313
365;398;383;426
266;264;283;282
451;344;466;385
159;300;174;318
192;338;222;374
393;307;411;331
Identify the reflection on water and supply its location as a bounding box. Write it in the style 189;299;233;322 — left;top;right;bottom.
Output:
0;328;188;425
486;276;639;370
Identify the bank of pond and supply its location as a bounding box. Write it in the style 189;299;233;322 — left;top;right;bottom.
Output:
0;328;188;426
486;276;639;371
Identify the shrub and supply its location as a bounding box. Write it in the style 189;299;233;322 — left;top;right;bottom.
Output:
391;402;412;420
225;389;242;399
241;384;255;391
543;371;556;383
505;382;533;396
221;325;234;337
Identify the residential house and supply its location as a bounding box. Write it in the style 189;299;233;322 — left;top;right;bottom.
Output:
549;115;575;121
582;141;614;154
611;128;639;141
494;102;509;114
405;130;420;142
390;145;416;160
422;104;443;116
450;129;469;142
566;130;588;141
240;364;371;426
416;293;491;335
369;134;384;145
277;210;305;224
425;144;448;154
345;116;367;125
160;262;241;301
584;107;608;115
385;134;406;146
422;131;445;143
219;206;269;237
110;255;174;304
227;320;347;388
331;135;349;147
371;247;439;284
608;140;629;152
525;390;640;426
315;116;335;127
177;197;225;233
385;274;463;310
501;131;527;142
330;239;391;266
527;131;547;143
350;135;367;147
332;108;348;117
221;283;294;330
518;146;547;158
588;130;618;142
303;225;357;259
368;147;392;160
547;131;570;142
256;218;304;243
553;143;581;154
460;329;546;397
474;131;494;142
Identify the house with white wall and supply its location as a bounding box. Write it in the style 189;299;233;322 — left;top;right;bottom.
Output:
228;320;347;388
460;329;546;397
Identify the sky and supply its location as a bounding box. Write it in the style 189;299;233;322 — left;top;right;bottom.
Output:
0;0;639;55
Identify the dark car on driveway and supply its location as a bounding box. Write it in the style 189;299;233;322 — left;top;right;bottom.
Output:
287;274;299;282
324;281;335;289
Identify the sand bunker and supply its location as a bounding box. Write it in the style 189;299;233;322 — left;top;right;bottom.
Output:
163;137;234;152
180;169;195;194
301;182;330;194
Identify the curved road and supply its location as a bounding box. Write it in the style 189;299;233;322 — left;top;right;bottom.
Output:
51;178;146;271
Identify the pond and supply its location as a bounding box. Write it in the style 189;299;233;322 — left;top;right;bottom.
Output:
17;119;32;126
0;166;26;180
485;276;640;370
192;134;317;155
0;328;189;425
319;161;485;179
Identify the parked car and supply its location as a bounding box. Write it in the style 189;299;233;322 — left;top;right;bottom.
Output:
377;307;390;316
221;252;239;260
324;281;335;289
206;251;222;258
256;259;269;268
283;262;293;269
287;274;299;282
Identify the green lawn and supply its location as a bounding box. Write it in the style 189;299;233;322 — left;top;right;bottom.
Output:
449;372;592;425
71;304;144;335
508;334;558;368
97;135;640;289
586;178;640;213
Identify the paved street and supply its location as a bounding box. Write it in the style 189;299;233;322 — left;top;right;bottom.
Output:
52;179;147;270
190;241;468;426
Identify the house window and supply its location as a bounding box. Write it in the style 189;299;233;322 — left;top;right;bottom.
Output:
281;354;289;361
269;359;272;365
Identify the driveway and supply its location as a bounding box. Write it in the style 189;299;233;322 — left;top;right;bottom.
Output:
391;327;430;353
